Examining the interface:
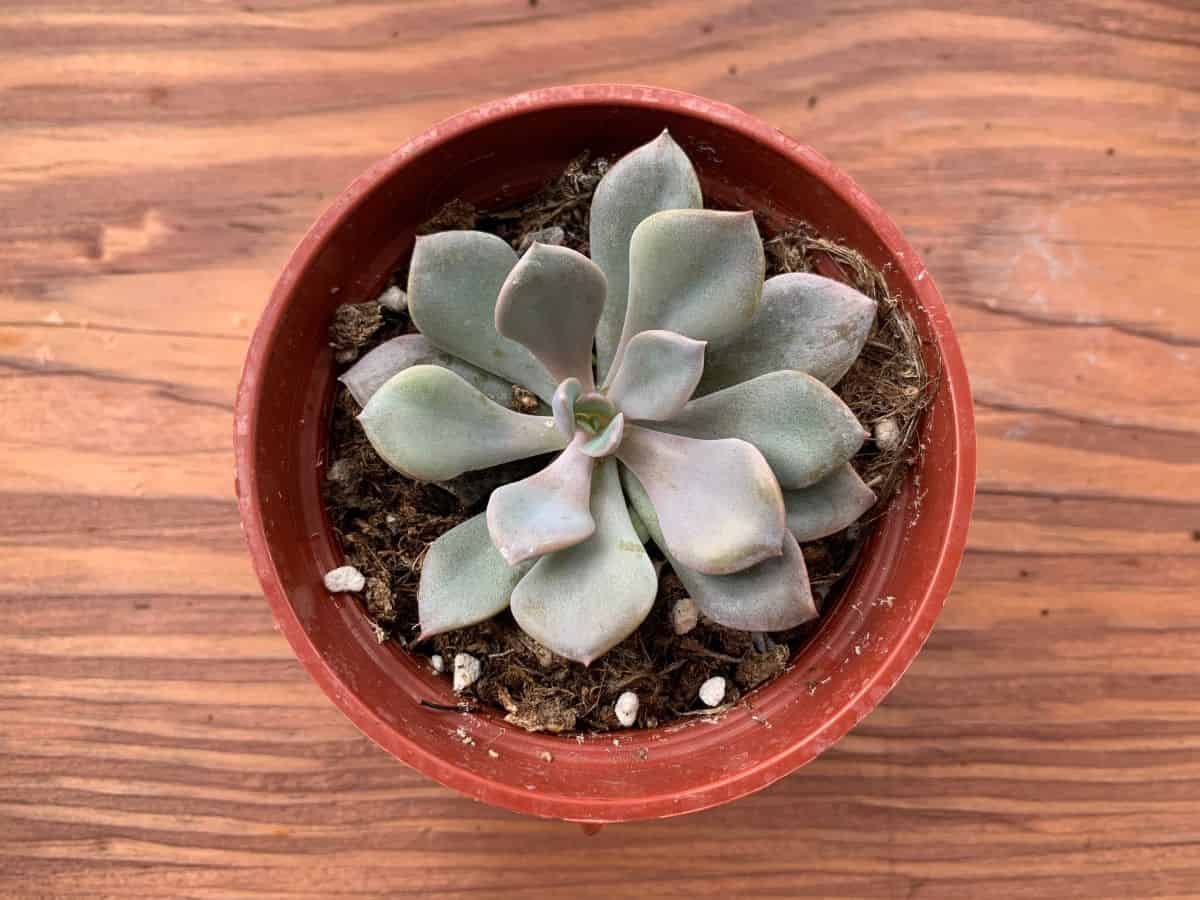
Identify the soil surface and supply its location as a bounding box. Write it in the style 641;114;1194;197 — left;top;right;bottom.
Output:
322;154;932;733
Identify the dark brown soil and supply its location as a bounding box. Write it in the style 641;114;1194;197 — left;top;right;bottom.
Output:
322;154;933;733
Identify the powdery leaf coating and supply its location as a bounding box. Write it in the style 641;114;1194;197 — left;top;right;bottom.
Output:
608;209;764;379
407;231;556;401
616;424;785;576
657;370;868;489
487;432;597;566
495;243;607;391
510;459;658;665
590;130;703;380
359;365;566;482
698;272;877;394
605;330;707;422
417;513;532;640
623;470;817;632
339;334;513;408
784;464;877;542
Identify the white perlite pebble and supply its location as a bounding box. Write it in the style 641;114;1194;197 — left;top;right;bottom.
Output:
376;285;407;312
323;565;365;593
874;417;901;452
614;691;640;727
671;597;699;635
699;676;727;708
453;653;481;692
430;654;445;673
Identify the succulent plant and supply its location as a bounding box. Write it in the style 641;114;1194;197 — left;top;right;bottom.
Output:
343;131;879;665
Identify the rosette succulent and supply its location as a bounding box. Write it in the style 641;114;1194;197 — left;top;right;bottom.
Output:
342;131;879;665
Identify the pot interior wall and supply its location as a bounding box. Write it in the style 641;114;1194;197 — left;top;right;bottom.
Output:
241;93;972;822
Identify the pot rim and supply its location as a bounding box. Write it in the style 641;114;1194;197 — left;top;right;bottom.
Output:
234;83;975;822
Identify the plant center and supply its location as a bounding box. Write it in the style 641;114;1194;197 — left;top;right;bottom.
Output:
573;394;618;435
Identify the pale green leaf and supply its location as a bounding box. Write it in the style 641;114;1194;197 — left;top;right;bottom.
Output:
495;242;607;390
510;459;658;665
606;209;764;380
699;272;877;394
590;130;702;380
486;433;596;566
339;334;514;408
615;423;785;575
658;370;867;489
417;513;531;640
605;329;706;422
784;464;877;542
622;469;816;631
407;231;556;400
580;412;625;459
359;365;566;482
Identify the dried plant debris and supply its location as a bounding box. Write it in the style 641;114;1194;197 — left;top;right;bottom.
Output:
322;154;933;733
328;302;384;364
484;153;608;254
416;198;478;234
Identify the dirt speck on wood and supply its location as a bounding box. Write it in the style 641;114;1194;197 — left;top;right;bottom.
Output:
322;154;932;734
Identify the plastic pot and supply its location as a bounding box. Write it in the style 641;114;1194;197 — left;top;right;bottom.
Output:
234;84;975;825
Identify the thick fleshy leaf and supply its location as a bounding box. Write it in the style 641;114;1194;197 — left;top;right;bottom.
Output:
486;432;596;566
606;209;764;380
590;131;703;380
552;377;583;439
510;459;658;664
623;469;816;631
605;330;706;422
580;412;625;458
339;334;514;408
359;365;566;482
785;464;877;542
616;424;785;575
407;231;556;400
626;498;650;545
658;371;867;490
699;272;877;394
417;513;531;640
495;243;607;391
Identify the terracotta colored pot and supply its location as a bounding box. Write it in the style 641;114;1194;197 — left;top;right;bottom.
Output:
234;84;975;825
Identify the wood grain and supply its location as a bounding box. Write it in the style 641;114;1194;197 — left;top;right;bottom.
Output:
2;1;1198;897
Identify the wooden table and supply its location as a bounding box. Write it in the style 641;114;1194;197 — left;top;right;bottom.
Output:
3;2;1198;897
